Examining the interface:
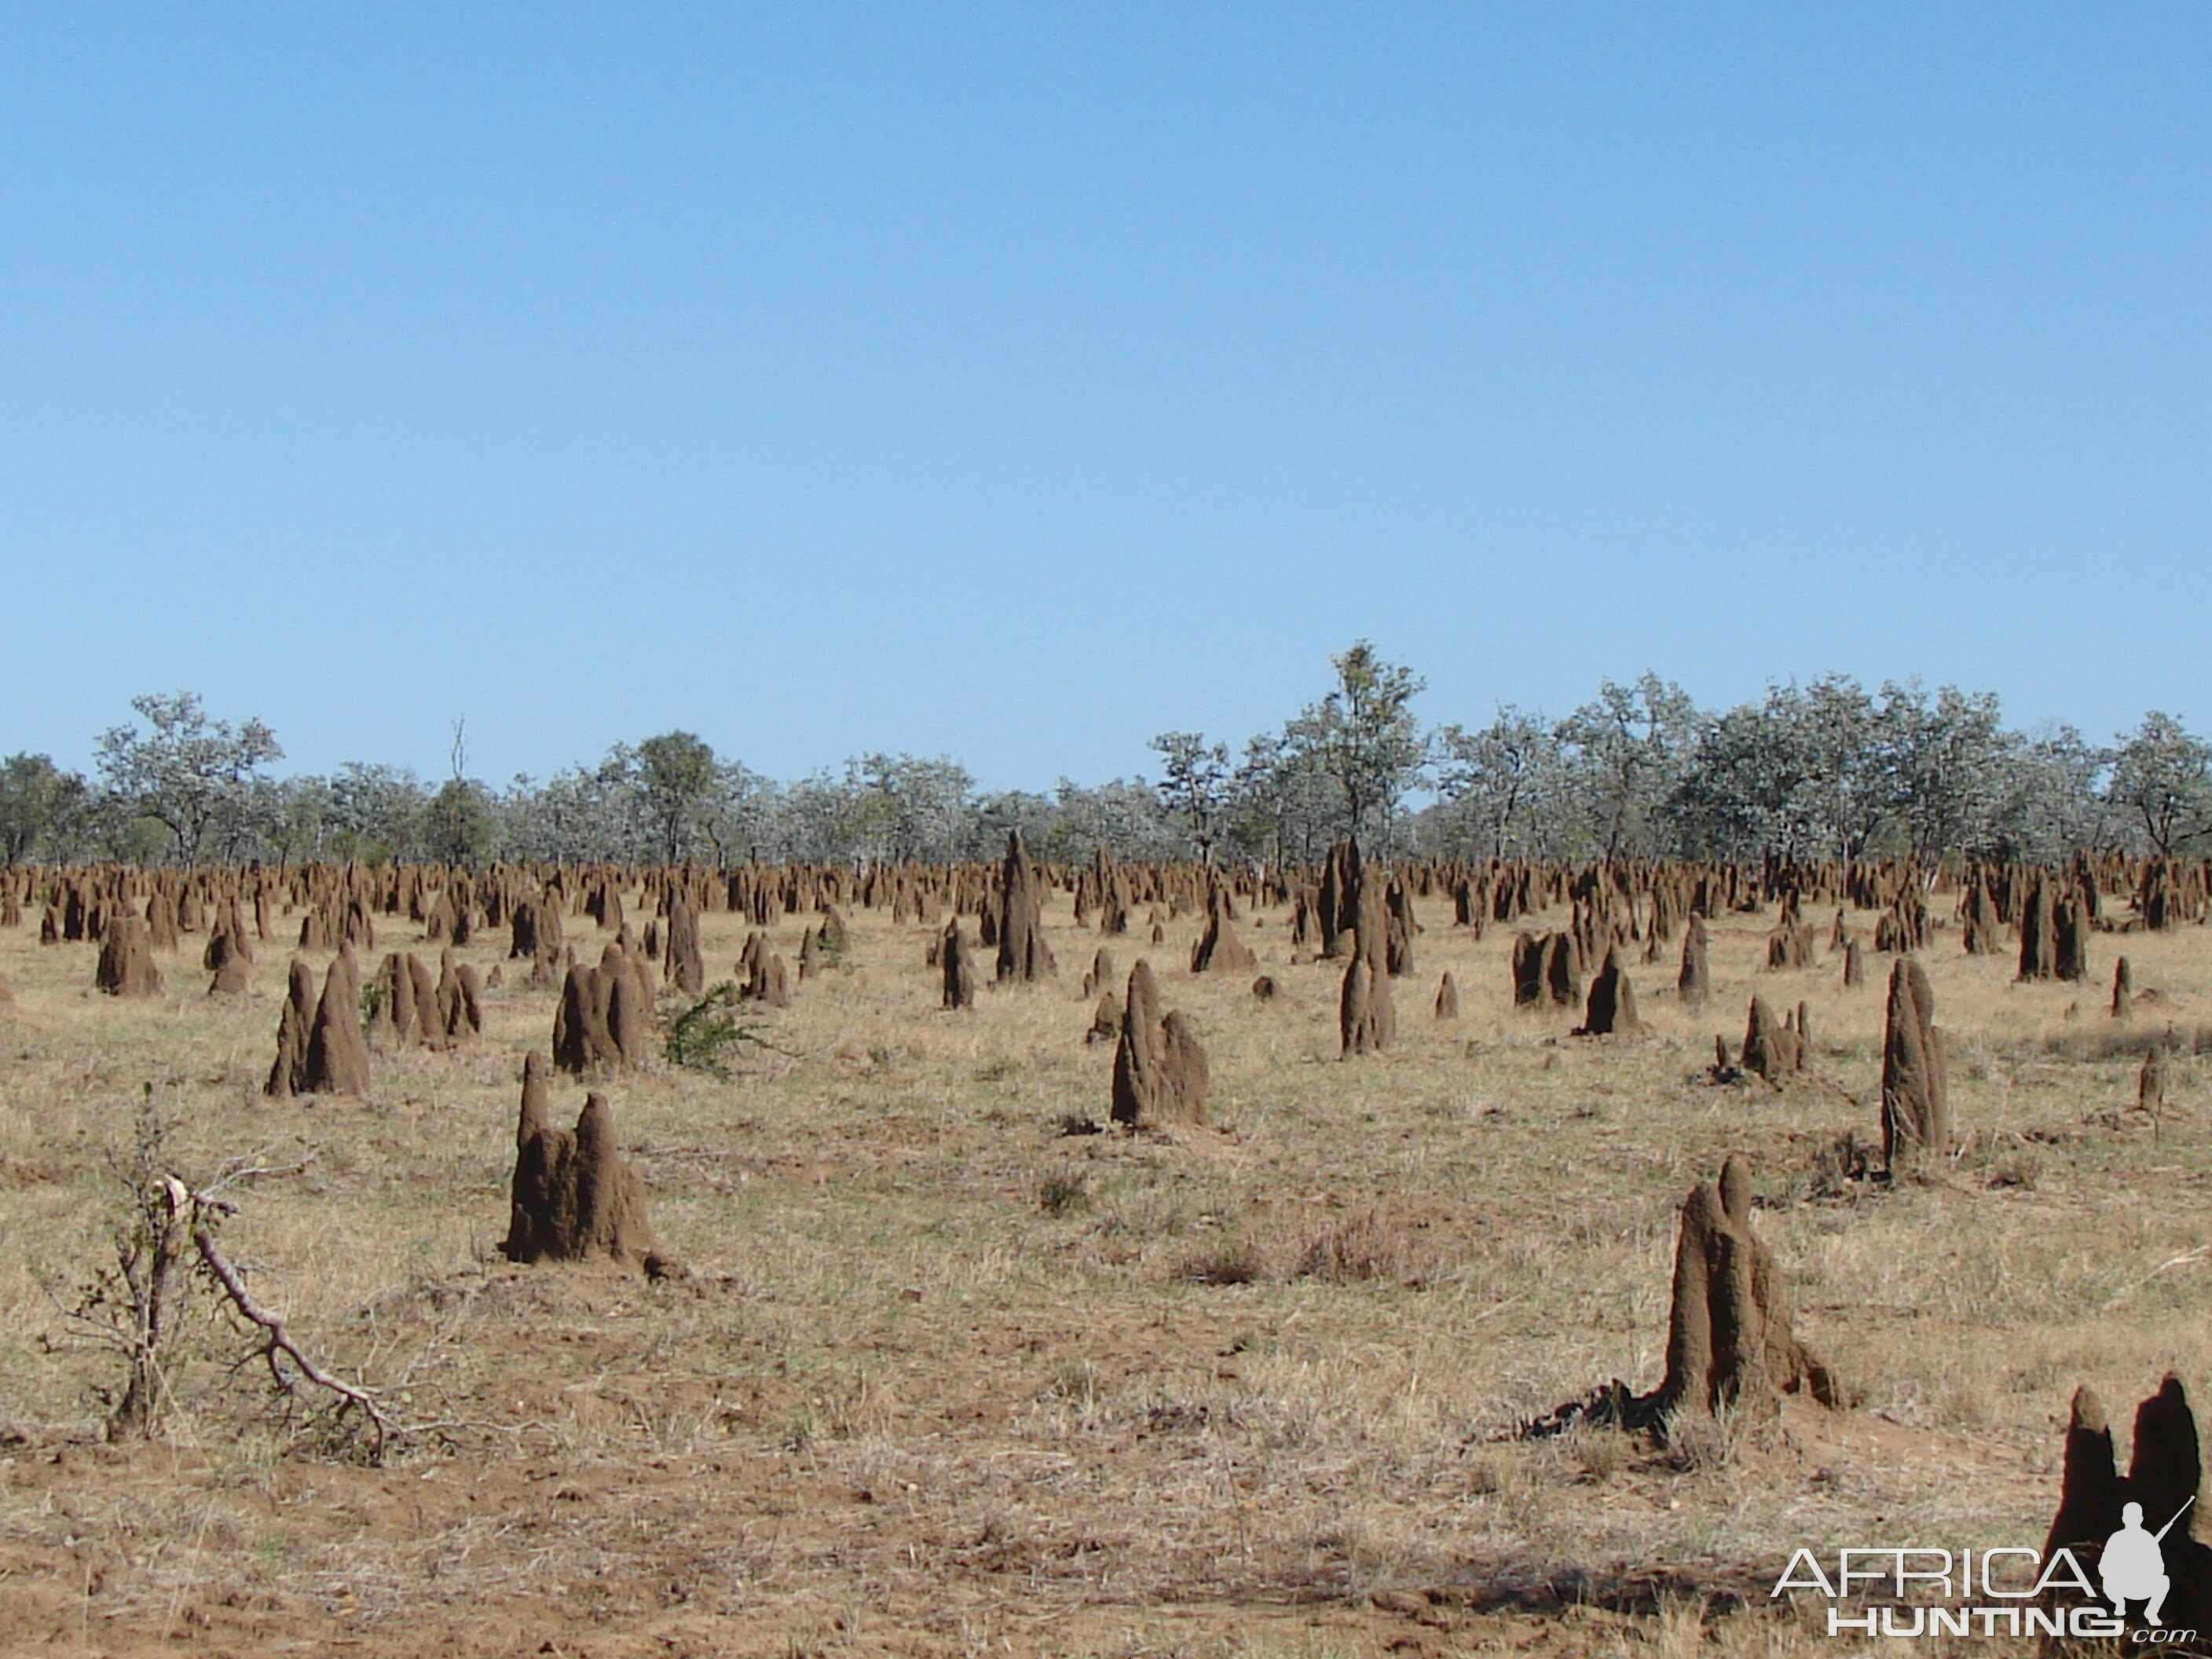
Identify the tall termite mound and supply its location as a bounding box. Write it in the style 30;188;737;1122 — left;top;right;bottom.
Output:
266;959;317;1098
304;945;372;1096
1647;1155;1838;1440
663;894;705;997
499;1057;662;1272
1575;944;1643;1037
940;920;975;1010
1676;914;1709;1008
1338;854;1397;1057
268;949;371;1097
1110;960;1208;1129
1880;956;1950;1172
994;830;1057;983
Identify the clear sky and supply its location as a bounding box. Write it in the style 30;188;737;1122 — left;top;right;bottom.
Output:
4;5;2207;788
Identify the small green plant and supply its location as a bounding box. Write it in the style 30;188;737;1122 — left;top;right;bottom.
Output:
665;981;766;1080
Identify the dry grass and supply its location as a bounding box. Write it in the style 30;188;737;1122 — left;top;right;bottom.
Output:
0;884;2208;1654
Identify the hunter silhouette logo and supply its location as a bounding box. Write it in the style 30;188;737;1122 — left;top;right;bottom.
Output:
2104;1498;2194;1628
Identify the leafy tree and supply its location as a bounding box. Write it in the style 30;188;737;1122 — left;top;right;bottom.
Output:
1148;731;1231;862
1667;677;1888;862
1283;642;1427;848
1223;731;1344;866
840;753;976;863
1038;777;1176;864
328;763;427;862
633;731;720;862
0;753;88;865
266;775;335;865
2108;712;2212;856
95;693;283;864
421;778;499;866
1433;708;1564;859
698;760;781;866
1556;674;1701;859
1875;681;2014;861
1991;723;2115;864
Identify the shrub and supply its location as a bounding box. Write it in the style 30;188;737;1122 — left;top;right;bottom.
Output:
665;981;765;1081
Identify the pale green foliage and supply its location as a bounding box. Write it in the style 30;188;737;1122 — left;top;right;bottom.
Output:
2108;712;2212;856
1282;640;1428;847
1148;731;1231;862
95;693;284;864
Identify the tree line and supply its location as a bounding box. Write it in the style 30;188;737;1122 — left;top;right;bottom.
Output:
4;649;2210;868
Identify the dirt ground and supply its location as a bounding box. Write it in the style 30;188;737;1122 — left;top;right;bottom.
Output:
3;876;2210;1656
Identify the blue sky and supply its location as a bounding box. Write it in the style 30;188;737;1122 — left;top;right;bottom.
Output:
4;5;2207;788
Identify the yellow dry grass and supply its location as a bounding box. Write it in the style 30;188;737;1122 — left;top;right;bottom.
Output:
0;882;2207;1656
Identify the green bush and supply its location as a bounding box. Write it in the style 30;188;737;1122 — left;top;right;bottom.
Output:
665;981;765;1081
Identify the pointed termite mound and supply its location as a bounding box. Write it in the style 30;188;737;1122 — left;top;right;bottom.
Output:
1434;972;1459;1020
2019;878;2060;980
1880;956;1950;1173
1382;877;1417;978
553;960;611;1074
994;830;1057;983
663;895;705;997
2040;1376;2212;1633
301;946;372;1097
2055;890;2091;984
1962;878;2002;955
1677;914;1710;1008
1337;856;1395;1056
1575;945;1642;1037
499;1064;661;1271
1647;1155;1838;1441
265;958;317;1099
1188;893;1257;974
1079;947;1115;999
1842;939;1864;988
1109;960;1207;1129
603;945;657;1061
2115;956;2135;1020
434;947;484;1044
94;914;163;998
940;920;976;1010
368;951;422;1049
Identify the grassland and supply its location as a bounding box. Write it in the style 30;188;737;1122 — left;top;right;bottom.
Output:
2;881;2209;1656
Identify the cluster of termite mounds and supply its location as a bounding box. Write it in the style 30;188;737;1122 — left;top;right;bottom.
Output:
266;947;372;1099
499;1053;667;1276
